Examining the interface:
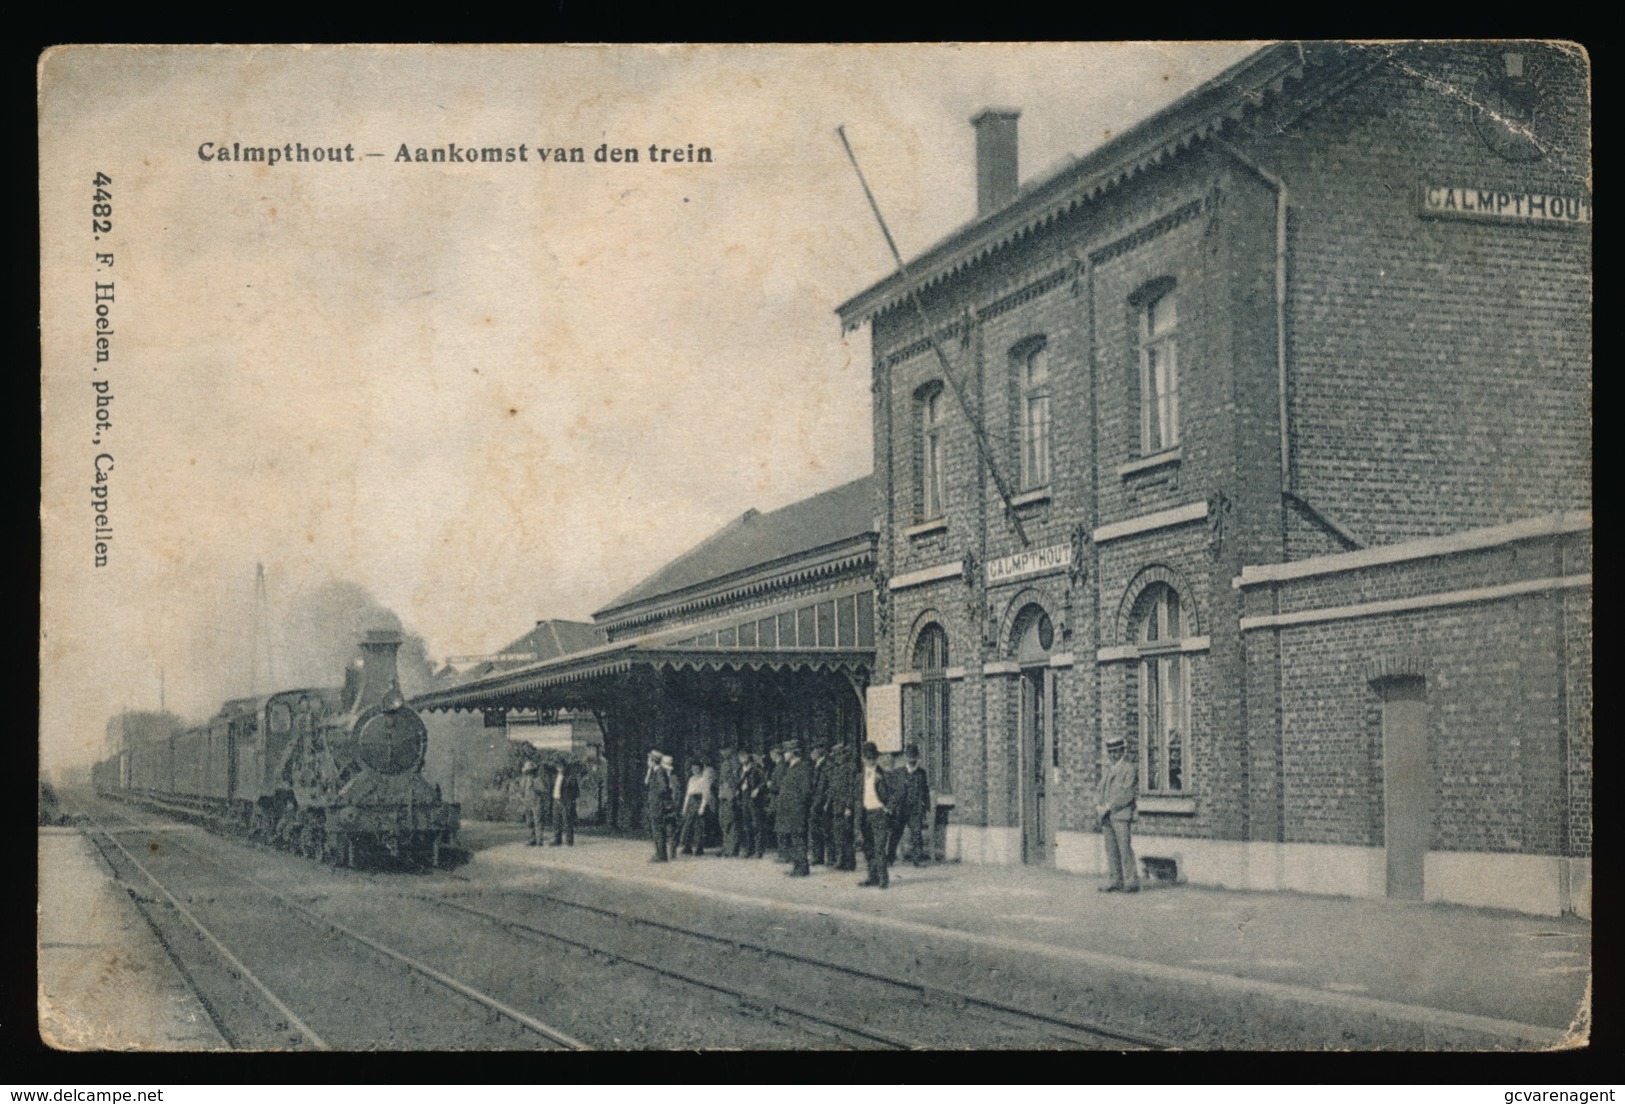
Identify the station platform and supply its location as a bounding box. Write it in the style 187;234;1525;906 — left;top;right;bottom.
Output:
36;826;225;1051
470;828;1592;1050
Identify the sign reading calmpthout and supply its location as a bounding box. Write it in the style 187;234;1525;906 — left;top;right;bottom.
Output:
1421;184;1592;225
986;543;1072;586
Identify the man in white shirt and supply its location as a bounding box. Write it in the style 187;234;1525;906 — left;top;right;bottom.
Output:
678;760;713;856
855;741;900;889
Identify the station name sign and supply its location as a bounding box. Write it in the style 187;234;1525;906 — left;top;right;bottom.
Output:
1421;185;1592;226
986;543;1072;586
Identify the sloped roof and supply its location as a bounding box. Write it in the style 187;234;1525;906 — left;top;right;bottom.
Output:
432;619;607;685
594;476;876;620
499;619;606;662
836;42;1369;328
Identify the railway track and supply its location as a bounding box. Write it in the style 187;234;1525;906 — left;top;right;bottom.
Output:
415;887;1173;1049
67;794;1170;1048
72;796;587;1050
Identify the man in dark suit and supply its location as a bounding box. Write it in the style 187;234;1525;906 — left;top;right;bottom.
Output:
828;743;858;871
889;742;932;867
1095;737;1140;892
645;750;678;862
716;746;741;857
807;739;833;866
855;741;903;888
549;759;580;846
767;744;788;861
739;750;768;858
777;740;814;877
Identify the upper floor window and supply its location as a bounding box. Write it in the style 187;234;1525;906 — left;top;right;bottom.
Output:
1017;343;1051;490
1139;288;1179;454
916;383;947;521
1132;581;1188;794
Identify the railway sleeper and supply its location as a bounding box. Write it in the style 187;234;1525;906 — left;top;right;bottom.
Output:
915;985;969;1011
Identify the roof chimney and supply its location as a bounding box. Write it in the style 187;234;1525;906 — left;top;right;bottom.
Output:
971;108;1021;216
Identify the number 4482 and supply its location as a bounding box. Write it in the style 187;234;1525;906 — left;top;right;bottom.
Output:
93;172;112;235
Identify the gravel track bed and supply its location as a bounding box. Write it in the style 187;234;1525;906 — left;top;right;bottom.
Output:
81;824;307;1050
78;796;562;1050
416;885;1152;1049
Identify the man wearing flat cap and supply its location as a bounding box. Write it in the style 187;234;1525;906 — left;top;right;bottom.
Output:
1095;737;1140;893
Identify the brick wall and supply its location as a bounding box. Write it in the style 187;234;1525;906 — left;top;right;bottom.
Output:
1248;526;1588;857
1230;42;1591;547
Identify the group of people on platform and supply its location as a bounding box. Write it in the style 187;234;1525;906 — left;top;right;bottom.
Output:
643;739;933;890
517;734;1143;897
516;757;583;848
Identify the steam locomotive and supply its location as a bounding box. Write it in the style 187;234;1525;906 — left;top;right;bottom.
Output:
96;630;460;867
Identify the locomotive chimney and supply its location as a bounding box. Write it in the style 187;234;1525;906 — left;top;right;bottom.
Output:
355;629;404;711
971;107;1021;217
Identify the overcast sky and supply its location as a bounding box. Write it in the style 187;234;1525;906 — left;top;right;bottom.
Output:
40;42;1262;772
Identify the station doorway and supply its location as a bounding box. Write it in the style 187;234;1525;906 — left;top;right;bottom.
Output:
1014;605;1057;866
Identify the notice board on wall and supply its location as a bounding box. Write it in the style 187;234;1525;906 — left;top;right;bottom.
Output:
865;683;903;753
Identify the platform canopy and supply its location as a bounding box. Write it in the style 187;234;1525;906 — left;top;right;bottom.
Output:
413;581;875;715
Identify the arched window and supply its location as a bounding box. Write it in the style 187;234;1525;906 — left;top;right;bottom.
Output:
1131;582;1188;793
910;623;951;792
1016;342;1051;490
1138;286;1179;454
915;383;948;521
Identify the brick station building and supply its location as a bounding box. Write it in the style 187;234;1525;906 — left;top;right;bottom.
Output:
837;42;1590;915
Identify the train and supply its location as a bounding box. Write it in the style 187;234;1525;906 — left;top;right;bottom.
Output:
96;629;460;867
